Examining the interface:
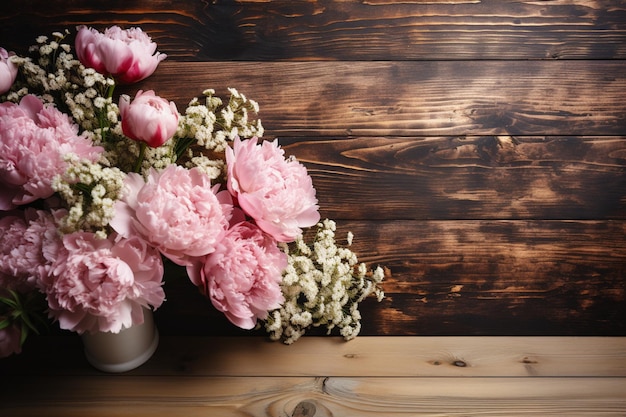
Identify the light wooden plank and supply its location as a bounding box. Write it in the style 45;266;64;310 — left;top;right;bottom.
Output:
146;336;626;378
2;336;625;378
2;376;625;416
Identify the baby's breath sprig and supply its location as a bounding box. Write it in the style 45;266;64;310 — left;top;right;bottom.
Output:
265;219;386;344
176;88;264;179
52;155;126;238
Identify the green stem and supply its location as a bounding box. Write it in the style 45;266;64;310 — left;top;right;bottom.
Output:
173;136;195;163
106;83;115;100
99;83;116;143
134;142;147;173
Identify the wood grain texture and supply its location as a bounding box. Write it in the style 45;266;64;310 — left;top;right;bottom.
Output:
1;337;625;416
282;136;626;220
3;376;626;417
348;219;626;335
1;0;625;60
132;61;626;137
1;337;626;416
4;336;625;377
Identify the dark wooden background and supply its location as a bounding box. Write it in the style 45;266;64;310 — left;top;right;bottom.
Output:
1;0;624;338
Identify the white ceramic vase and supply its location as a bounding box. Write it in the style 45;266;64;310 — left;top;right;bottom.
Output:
81;308;159;373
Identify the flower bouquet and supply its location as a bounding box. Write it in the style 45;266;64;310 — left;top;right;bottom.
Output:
0;26;386;363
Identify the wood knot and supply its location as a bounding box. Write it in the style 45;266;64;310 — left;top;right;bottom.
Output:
453;360;467;367
292;401;317;417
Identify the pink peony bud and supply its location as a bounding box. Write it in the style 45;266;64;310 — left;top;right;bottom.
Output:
75;25;166;84
0;47;18;94
119;90;179;147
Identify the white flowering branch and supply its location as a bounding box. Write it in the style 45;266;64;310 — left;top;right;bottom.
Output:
265;219;386;344
176;88;264;180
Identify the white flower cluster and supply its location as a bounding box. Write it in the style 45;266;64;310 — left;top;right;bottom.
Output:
178;88;263;152
178;88;264;179
265;219;385;344
177;89;221;150
52;156;126;238
63;69;116;136
221;87;264;139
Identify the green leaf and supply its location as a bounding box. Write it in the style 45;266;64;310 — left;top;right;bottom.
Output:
20;312;37;333
0;317;11;330
0;296;18;309
174;136;196;162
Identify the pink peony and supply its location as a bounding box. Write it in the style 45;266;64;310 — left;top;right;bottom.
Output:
0;209;63;292
226;136;320;242
0;47;18;95
75;25;166;84
0;322;22;358
0;95;103;210
42;232;165;334
119;90;179;147
110;165;233;266
188;221;287;329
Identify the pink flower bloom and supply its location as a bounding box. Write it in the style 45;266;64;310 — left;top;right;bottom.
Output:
119;90;179;147
0;95;103;210
75;25;166;84
42;232;165;334
0;209;63;292
0;322;22;358
111;165;233;266
226;137;320;242
0;47;18;95
188;221;287;329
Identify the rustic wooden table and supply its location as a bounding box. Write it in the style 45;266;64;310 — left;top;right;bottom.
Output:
1;1;625;415
1;335;625;416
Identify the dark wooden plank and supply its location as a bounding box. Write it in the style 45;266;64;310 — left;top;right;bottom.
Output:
282;136;626;220
1;0;625;60
348;219;626;336
148;220;626;337
129;61;626;136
